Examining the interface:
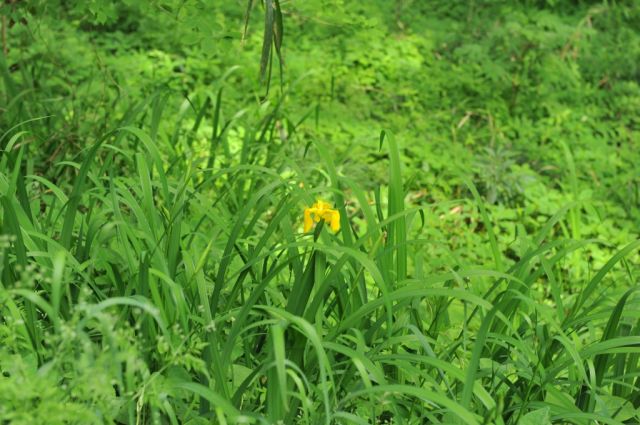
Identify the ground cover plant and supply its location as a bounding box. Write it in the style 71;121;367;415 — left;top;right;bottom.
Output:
1;0;639;423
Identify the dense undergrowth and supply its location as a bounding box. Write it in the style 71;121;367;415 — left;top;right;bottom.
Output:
1;1;640;424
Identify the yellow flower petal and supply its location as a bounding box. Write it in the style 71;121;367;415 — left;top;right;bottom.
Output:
330;210;341;232
303;209;313;232
303;200;341;233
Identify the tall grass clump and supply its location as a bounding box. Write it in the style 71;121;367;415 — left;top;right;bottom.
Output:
1;81;639;424
2;2;640;418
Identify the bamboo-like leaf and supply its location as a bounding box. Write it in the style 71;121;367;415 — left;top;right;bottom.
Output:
259;0;275;82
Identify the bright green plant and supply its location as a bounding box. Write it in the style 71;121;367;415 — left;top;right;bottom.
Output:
1;1;640;424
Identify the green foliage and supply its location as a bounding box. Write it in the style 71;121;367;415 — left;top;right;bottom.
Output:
1;0;639;424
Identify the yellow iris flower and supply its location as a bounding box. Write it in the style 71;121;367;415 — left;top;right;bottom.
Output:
303;200;340;233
